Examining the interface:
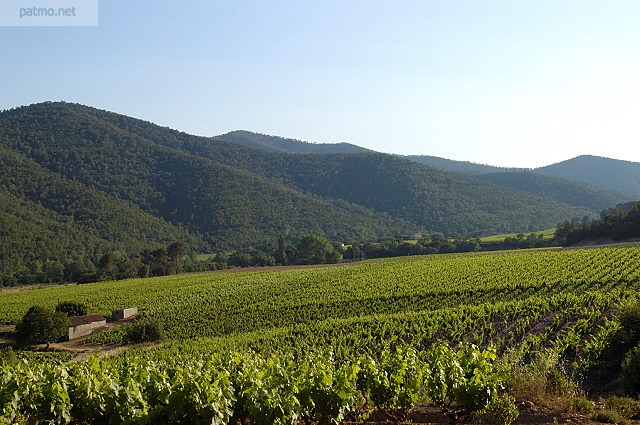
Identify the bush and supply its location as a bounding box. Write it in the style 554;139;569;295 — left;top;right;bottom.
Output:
126;317;164;343
55;301;87;317
507;352;577;405
605;396;640;419
545;368;575;395
617;303;640;351
568;396;595;415
593;409;628;425
0;347;19;366
621;345;640;397
15;306;69;347
483;393;519;425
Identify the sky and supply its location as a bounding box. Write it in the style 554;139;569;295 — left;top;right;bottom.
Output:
2;0;640;168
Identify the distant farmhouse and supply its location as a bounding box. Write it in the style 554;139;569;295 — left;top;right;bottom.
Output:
68;315;106;340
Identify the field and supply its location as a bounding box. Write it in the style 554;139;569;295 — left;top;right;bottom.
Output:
478;228;556;243
2;247;640;424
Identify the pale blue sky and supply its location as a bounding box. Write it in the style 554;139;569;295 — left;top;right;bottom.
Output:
2;0;640;167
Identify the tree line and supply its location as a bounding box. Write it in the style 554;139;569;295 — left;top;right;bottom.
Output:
555;201;640;245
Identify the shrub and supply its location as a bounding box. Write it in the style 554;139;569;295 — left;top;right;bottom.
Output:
605;396;640;419
55;301;87;317
507;351;577;405
568;396;595;415
621;345;640;397
617;303;640;351
0;347;19;366
545;368;575;395
126;317;164;343
15;306;69;347
483;393;519;425
593;409;628;425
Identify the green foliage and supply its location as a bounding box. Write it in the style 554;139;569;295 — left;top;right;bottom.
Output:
475;171;631;212
424;344;505;413
15;306;69;346
0;347;19;367
87;325;128;345
556;201;640;245
593;409;629;425
621;345;640;397
357;347;423;415
293;235;342;265
0;346;509;425
605;396;640;419
568;396;595;415
617;302;640;351
55;301;87;317
483;393;519;425
127;317;164;343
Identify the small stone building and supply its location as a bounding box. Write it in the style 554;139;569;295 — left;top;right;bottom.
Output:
68;315;107;340
112;307;138;321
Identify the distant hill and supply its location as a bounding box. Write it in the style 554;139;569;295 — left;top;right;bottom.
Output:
0;103;414;253
405;154;633;211
535;155;640;198
216;130;372;154
474;171;633;212
80;104;597;236
405;155;524;175
0;101;608;285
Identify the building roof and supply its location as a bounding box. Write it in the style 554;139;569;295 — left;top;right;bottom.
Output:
69;315;106;327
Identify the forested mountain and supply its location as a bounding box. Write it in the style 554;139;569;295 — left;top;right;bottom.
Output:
474;171;633;212
75;102;596;236
405;155;522;175
535;155;640;198
0;103;413;255
0;102;609;285
213;132;634;209
405;155;634;209
215;130;372;154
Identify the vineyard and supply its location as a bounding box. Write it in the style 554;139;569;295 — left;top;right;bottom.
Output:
2;247;640;424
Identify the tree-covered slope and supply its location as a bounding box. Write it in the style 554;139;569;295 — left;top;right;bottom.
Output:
556;201;640;245
0;189;111;285
71;102;599;236
474;171;633;212
536;155;640;198
405;154;523;175
0;103;413;251
230;153;596;236
0;145;202;250
215;130;372;154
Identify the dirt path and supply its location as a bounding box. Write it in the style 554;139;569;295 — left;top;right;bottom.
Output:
342;403;640;425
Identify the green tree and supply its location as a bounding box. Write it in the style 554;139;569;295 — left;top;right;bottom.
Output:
97;252;117;280
275;236;287;265
55;301;87;317
167;241;188;274
15;306;69;348
119;257;143;279
295;235;342;265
